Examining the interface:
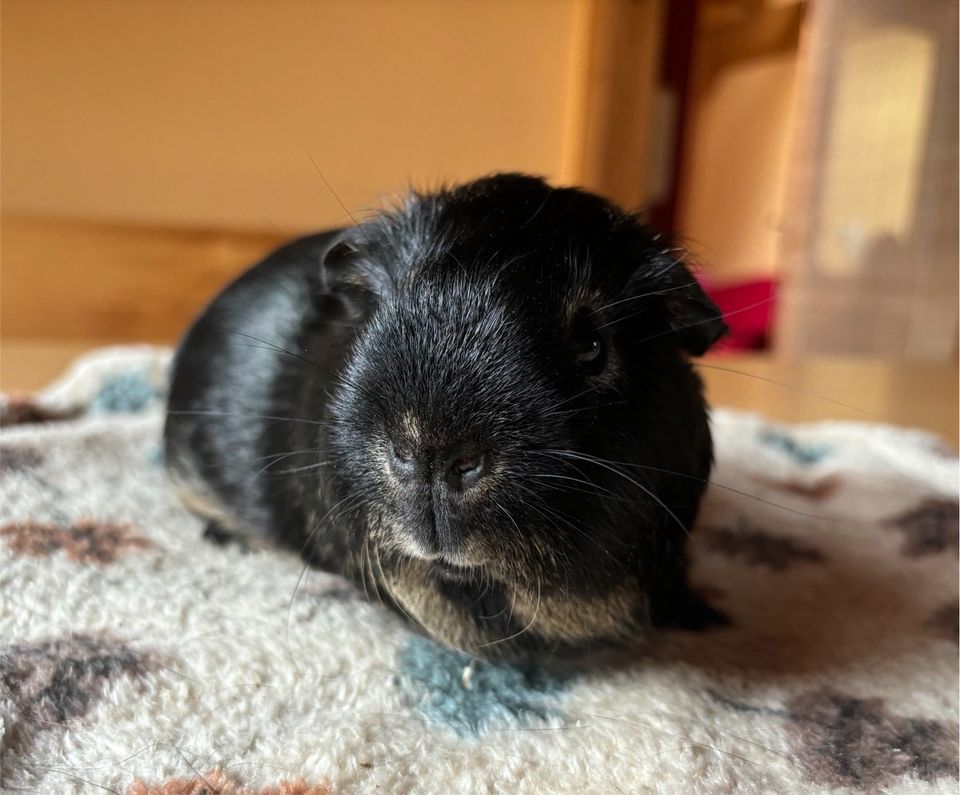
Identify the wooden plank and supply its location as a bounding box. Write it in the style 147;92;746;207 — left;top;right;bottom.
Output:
563;0;665;210
695;354;958;445
1;215;288;343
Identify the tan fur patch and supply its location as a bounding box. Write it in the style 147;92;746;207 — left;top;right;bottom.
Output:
397;411;423;447
170;472;258;539
377;546;648;657
507;577;649;643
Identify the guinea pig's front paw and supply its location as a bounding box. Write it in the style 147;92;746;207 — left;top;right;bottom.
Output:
649;584;729;632
201;520;272;554
202;520;239;546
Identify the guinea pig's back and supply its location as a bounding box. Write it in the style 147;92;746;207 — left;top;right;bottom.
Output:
164;231;342;543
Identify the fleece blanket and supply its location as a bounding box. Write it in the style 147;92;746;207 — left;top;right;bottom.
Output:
1;346;957;794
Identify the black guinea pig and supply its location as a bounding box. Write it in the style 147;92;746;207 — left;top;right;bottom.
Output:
164;173;728;660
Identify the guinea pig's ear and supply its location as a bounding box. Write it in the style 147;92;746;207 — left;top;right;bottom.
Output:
652;260;728;356
319;233;361;291
318;230;388;315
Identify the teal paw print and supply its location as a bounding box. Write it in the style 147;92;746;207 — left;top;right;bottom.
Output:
759;429;830;465
91;369;164;415
397;636;568;737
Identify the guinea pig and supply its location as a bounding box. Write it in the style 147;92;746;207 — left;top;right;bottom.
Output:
164;173;728;660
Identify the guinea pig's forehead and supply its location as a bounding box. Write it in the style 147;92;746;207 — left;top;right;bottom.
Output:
391;275;505;321
369;284;535;362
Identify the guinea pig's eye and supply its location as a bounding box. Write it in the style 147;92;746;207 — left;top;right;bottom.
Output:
575;337;602;363
571;315;607;374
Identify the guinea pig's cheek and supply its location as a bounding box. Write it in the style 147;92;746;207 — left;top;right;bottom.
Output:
375;502;430;557
369;447;418;515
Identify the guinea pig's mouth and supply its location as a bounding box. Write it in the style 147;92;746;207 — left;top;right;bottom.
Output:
432;556;482;582
376;497;487;568
410;543;482;570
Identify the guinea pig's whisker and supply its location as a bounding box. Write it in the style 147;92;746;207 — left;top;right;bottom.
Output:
517;190;554;229
644;706;792;761
599;294;775;334
166;409;331;427
491;498;521;534
477;575;541;649
284;493;365;672
465;562;501;621
266;461;334;477
528;478;627;502
300;494;364;575
526;472;628;502
506;567;521;628
320;320;362;329
375;546;435;638
224;329;325;370
589;278;702;316
548;385;601;410
331;376;381;408
307;152;363;229
691;361;879;418
221;326;385;408
466;573;494;613
252;450;330;477
511;482;616;560
250;448;326;463
190;447;328;474
543;400;630;420
526;473;620;499
534;449;844;523
361;533;383;607
493;499;577;588
531;450;690;537
704;477;846;522
566;711;765;768
356;533;375;605
490;250;532;280
447;250;470;278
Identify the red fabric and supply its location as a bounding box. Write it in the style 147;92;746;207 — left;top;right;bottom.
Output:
699;277;777;353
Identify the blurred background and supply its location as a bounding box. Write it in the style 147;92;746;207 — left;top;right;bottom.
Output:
1;0;957;439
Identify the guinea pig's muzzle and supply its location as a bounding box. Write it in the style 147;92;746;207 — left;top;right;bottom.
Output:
384;439;492;561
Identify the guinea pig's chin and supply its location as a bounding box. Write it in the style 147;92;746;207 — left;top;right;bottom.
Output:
384;529;485;570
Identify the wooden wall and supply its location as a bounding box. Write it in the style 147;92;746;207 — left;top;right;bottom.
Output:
1;0;665;344
2;0;584;231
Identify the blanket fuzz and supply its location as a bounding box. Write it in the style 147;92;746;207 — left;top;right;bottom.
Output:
1;347;957;794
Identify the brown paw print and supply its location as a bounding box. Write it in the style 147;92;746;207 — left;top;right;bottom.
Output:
787;688;959;788
1;634;160;756
927;600;959;645
751;473;842;501
699;524;825;571
887;499;959;557
0;518;152;564
126;768;335;795
0;395;82;427
0;445;44;473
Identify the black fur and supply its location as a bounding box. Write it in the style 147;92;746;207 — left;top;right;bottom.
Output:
164;173;727;659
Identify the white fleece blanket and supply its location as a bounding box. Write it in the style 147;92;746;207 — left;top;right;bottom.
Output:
1;347;957;794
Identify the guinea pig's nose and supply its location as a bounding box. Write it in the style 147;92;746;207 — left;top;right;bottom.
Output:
444;448;489;492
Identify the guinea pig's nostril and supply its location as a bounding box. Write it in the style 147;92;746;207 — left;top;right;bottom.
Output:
452;455;481;475
392;444;413;463
446;449;489;491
